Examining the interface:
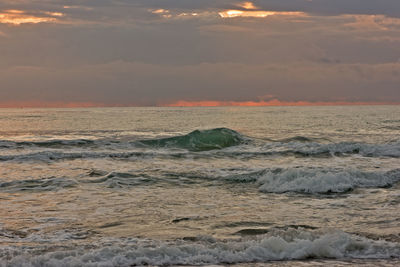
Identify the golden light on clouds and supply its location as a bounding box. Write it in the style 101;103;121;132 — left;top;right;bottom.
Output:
178;12;199;17
151;9;205;19
150;9;172;18
45;12;64;17
164;100;395;107
149;2;306;21
151;9;169;14
219;10;305;18
0;9;63;25
237;2;258;10
220;2;306;19
5;10;24;14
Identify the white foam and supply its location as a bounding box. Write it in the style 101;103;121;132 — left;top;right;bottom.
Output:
272;141;400;158
311;142;400;158
1;139;399;162
1;230;399;266
257;168;400;194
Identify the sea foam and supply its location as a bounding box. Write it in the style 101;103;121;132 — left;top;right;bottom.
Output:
2;229;399;266
257;168;400;194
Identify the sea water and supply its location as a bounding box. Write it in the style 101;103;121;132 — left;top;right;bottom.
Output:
0;106;399;266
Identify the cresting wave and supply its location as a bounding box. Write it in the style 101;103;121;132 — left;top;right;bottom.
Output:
1;143;399;163
256;168;400;194
87;167;400;194
276;141;400;158
138;127;246;151
1;128;399;162
1;229;399;266
2;168;399;194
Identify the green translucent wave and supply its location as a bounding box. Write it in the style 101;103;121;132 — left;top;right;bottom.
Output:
139;128;245;151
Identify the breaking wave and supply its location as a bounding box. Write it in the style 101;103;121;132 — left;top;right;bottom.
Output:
82;168;400;194
1;143;399;163
0;129;398;162
4;168;398;194
282;141;400;158
257;168;400;194
138;127;246;151
2;229;399;266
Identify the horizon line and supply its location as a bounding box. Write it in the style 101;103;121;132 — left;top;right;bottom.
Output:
0;99;399;108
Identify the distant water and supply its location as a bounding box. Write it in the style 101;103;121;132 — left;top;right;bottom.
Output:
0;106;400;266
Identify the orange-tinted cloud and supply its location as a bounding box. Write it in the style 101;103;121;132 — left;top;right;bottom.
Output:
0;99;398;108
219;2;306;19
218;10;306;18
237;2;258;10
0;9;63;25
163;99;398;107
151;9;170;14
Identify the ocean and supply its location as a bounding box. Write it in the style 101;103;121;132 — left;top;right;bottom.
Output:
0;106;399;266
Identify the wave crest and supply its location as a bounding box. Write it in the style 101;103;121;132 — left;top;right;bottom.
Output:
257;168;400;194
2;229;399;266
139;128;245;151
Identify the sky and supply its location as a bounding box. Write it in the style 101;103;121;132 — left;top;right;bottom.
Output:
0;0;399;107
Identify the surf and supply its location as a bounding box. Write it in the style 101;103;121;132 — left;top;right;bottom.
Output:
138;127;246;151
2;229;399;266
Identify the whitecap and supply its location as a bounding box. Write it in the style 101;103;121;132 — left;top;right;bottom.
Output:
257;168;400;194
2;229;399;266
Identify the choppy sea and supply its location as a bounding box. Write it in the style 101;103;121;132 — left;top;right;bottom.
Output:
0;106;400;266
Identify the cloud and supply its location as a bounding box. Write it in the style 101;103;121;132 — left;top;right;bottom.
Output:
218;10;306;19
237;2;258;10
0;1;399;106
1;1;399;26
0;61;399;106
0;9;62;25
163;100;397;107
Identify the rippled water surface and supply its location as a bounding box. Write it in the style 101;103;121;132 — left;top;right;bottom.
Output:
0;106;399;266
